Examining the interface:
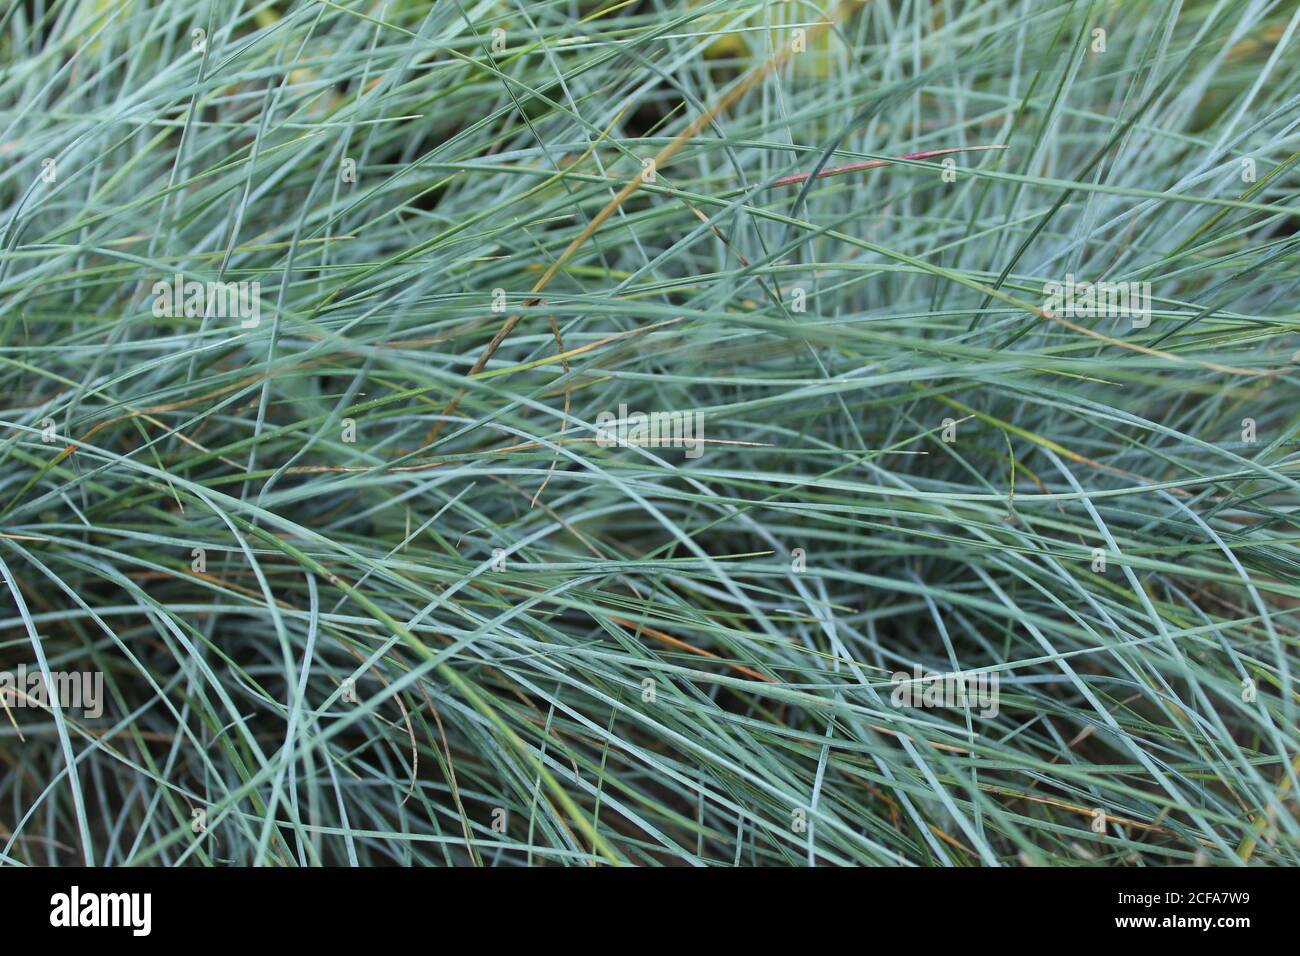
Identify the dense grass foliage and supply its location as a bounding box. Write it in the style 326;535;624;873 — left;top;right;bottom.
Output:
1;0;1298;866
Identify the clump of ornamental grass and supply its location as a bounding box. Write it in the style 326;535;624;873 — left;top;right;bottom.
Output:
0;0;1297;866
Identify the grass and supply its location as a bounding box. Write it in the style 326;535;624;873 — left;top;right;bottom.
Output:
0;0;1298;866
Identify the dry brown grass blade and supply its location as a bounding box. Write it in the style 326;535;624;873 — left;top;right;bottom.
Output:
424;1;871;446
